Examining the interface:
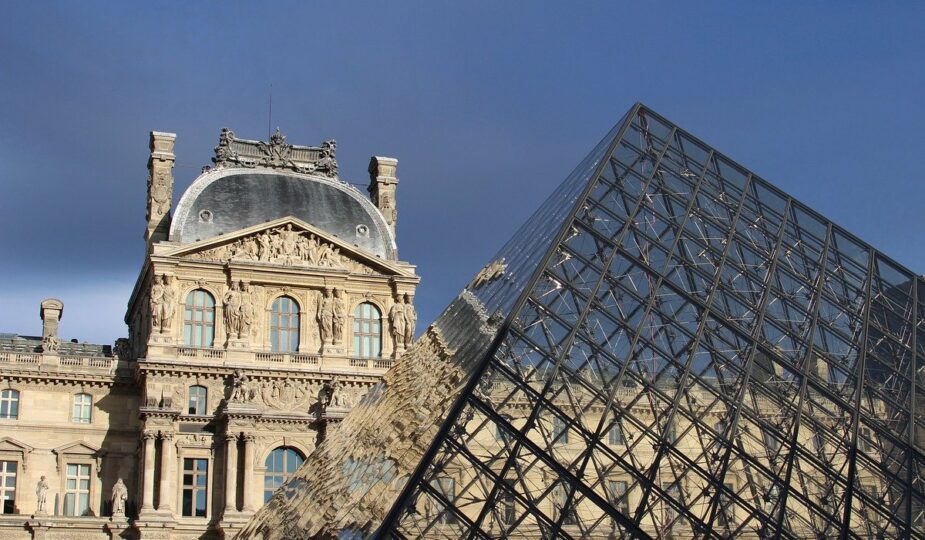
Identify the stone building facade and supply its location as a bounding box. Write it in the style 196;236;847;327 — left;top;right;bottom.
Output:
0;128;419;539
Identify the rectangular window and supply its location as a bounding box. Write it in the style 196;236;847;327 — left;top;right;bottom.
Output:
553;484;577;525
608;425;624;446
763;430;780;454
431;477;456;524
500;478;516;526
859;426;873;453
63;463;91;516
552;416;568;444
605;479;629;515
662;482;681;531
664;418;677;444
182;458;208;517
0;461;16;514
72;394;92;424
0;390;19;419
188;386;207;416
717;483;735;531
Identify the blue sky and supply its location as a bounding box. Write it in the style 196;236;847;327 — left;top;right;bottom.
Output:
1;2;923;345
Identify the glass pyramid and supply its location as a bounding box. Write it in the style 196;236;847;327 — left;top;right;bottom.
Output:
240;104;924;539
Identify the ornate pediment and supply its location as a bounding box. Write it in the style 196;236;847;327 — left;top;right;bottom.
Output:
174;220;391;275
53;441;105;475
0;437;33;469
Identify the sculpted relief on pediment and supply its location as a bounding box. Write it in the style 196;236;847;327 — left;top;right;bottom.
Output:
184;224;376;274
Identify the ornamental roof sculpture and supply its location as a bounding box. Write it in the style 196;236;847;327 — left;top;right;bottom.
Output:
212;126;338;178
240;104;924;539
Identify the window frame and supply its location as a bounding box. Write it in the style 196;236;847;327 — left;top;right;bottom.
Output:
263;447;305;504
182;457;209;518
188;385;208;416
183;289;216;348
0;390;19;420
0;460;16;514
72;393;92;424
352;302;382;358
270;296;300;353
63;462;92;517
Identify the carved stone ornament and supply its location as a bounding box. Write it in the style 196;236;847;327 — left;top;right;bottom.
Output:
468;258;507;290
41;334;60;354
149;274;176;334
185;224;374;274
259;378;318;411
211;127;338;178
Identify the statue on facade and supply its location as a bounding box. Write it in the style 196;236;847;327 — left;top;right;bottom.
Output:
402;293;417;347
42;334;60;354
317;289;335;346
160;275;177;332
223;281;243;338
111;478;128;517
316;139;338;178
239;281;256;338
35;475;49;514
230;370;251;403
279;224;300;263
332;288;346;345
150;274;166;332
113;338;131;361
257;231;272;261
389;295;406;354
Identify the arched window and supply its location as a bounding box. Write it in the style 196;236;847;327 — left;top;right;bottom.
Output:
184;290;215;347
270;296;300;353
0;390;19;420
264;447;304;503
72;393;92;424
353;303;381;358
188;385;207;416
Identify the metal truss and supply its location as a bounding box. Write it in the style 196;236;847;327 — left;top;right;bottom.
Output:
377;104;925;539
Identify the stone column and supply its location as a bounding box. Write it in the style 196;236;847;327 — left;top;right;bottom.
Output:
242;434;256;512
140;431;157;512
224;433;238;514
158;432;174;512
146;131;177;246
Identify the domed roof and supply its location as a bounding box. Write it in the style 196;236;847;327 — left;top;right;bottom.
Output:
169;168;397;260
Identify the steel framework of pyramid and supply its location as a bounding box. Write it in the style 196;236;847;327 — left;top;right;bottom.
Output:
240;104;924;539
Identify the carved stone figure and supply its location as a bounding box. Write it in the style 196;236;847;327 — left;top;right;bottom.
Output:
150;275;165;332
389;296;406;353
332;288;346;345
329;378;345;408
111;478;128;517
113;338;131;361
230;370;251;403
223;281;243;338
42;334;60;354
316;139;338;178
402;293;417;347
239;281;256;338
161;275;177;332
317;290;335;346
36;475;49;514
280;224;300;263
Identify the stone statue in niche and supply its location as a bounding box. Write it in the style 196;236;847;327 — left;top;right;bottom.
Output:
332;288;346;345
111;478;128;517
389;295;406;356
223;281;243;338
317;289;335;347
35;475;49;514
150;274;176;333
402;293;417;347
239;281;256;338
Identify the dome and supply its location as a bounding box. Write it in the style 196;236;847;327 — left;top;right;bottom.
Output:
169;168;397;260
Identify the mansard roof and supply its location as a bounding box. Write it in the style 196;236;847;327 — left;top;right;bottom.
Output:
169;128;397;260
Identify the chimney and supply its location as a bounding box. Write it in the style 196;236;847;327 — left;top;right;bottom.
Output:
146;131;177;246
368;156;399;236
39;298;64;342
